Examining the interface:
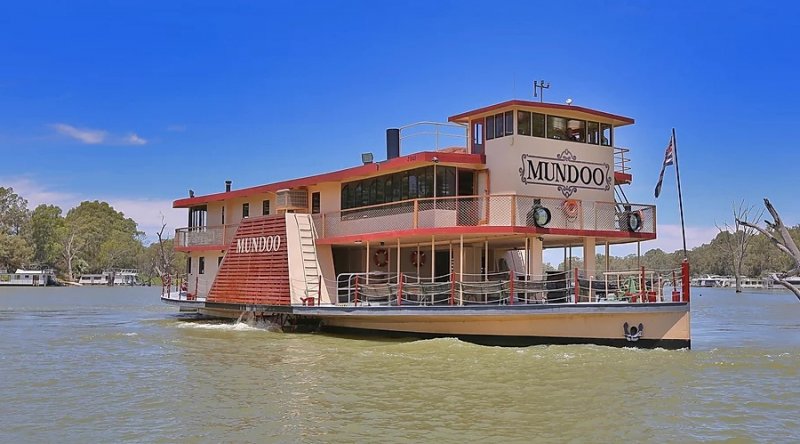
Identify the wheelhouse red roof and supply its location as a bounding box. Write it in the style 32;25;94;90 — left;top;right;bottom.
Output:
448;100;634;126
174;151;485;208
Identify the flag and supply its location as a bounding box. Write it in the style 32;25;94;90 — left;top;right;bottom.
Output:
654;134;675;198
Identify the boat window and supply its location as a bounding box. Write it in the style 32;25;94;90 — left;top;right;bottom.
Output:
601;123;613;146
189;205;207;228
486;116;495;140
199;257;205;275
262;200;270;216
340;166;459;211
547;116;566;140
532;112;545;137
311;192;320;214
517;111;531;136
494;113;504;139
566;119;586;143
436;166;456;197
186;257;192;275
504;111;514;136
587;121;600;145
242;203;249;218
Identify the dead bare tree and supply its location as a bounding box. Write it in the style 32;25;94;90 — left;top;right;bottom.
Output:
716;201;763;293
738;198;800;301
154;219;171;279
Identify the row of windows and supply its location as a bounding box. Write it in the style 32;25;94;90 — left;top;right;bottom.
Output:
187;256;224;275
484;110;614;146
341;166;457;210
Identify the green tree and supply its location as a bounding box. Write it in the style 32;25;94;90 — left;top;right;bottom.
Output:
0;233;33;271
28;204;64;267
64;201;142;273
0;187;30;235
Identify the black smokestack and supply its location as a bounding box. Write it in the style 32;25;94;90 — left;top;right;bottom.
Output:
386;128;400;160
225;180;232;192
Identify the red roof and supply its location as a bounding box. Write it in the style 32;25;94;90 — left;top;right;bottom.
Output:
448;100;634;126
174;151;485;208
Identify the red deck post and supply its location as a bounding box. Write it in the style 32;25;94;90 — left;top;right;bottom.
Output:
681;259;691;302
574;268;579;304
398;273;403;306
640;266;646;303
509;270;515;305
354;275;360;306
449;274;455;305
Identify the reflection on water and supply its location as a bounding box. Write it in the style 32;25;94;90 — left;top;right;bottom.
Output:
1;286;799;442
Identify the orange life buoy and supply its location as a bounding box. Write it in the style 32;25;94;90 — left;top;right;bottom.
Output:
411;250;426;267
562;199;579;219
373;248;389;267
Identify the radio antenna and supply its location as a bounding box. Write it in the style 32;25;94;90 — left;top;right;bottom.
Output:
533;80;550;102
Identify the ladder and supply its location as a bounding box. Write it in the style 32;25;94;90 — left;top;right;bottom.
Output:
295;215;321;305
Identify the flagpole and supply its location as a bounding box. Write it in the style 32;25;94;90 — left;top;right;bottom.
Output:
672;127;688;258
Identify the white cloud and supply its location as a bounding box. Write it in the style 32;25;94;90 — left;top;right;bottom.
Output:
50;123;107;144
124;133;148;145
49;123;148;146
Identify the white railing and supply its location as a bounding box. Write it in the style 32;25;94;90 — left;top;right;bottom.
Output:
614;147;630;175
399;121;467;152
334;264;689;307
174;224;239;248
315;194;655;239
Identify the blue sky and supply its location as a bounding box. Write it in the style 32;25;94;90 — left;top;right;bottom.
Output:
1;0;798;254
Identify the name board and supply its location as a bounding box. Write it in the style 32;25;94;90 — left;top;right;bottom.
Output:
236;235;282;253
519;149;611;198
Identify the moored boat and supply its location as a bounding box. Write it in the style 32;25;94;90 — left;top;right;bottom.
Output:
162;97;691;348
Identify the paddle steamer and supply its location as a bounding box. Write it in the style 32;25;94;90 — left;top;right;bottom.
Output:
162;98;691;348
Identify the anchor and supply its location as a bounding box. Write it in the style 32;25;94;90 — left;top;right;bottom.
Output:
623;322;644;342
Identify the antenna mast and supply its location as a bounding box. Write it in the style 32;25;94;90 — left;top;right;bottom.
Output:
533;80;550;102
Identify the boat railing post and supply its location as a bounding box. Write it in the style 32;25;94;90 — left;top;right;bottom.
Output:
640;266;646;303
510;195;517;226
509;270;514;305
574;268;579;304
589;274;593;303
354;275;360;306
449;273;455;305
682;260;691;302
413;200;419;229
398;273;403;306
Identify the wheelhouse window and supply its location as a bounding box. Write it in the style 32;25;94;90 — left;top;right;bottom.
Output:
601;123;613;146
517;111;531;136
494;113;504;138
587;121;600;145
189;205;207;228
532;112;545;137
486;116;495;140
242;203;249;218
311;192;320;214
262;200;270;216
504;111;513;136
547;116;566;140
566;119;586;143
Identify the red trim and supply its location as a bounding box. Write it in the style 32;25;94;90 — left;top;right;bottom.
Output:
175;244;227;253
448;100;634;126
614;172;632;184
316;226;656;245
174;151;485;208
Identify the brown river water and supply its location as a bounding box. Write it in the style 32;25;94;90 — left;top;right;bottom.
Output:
1;286;799;443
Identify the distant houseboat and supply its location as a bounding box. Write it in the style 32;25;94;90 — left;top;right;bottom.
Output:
0;269;58;286
78;269;140;286
162;97;691;349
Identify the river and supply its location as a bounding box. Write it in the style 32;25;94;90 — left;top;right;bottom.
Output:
1;286;798;442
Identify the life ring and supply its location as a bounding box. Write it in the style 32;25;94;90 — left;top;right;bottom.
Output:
373;248;389;267
562;199;579;219
627;210;644;232
411;250;426;267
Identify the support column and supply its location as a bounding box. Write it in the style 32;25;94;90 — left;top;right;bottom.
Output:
583;237;596;278
431;235;436;283
605;242;610;273
365;241;370;284
396;238;401;282
529;237;543;278
484;239;489;281
459;234;464;305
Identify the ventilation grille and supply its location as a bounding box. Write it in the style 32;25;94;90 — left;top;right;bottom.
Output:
276;189;308;210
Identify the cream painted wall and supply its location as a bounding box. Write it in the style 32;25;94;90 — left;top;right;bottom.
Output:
485;135;615;202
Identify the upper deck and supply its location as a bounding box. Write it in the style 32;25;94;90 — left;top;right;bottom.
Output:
173;99;650;251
